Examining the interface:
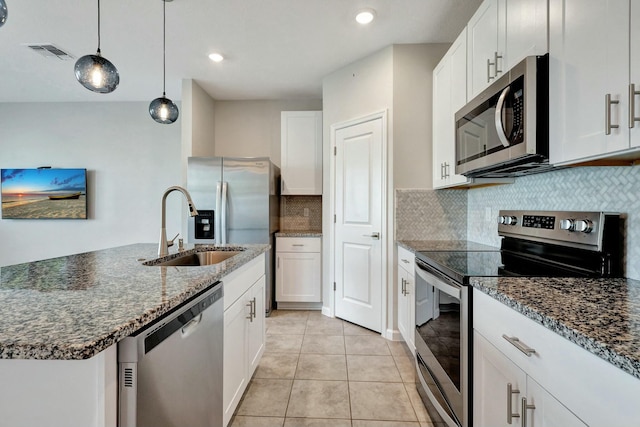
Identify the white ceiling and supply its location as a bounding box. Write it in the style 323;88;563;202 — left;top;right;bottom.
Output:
0;0;482;103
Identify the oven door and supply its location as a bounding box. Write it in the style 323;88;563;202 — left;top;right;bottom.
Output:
415;260;470;427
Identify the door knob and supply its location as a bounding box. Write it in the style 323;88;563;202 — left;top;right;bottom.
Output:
362;232;380;240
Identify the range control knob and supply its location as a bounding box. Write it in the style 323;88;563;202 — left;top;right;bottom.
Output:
575;219;593;233
560;219;575;231
498;215;518;226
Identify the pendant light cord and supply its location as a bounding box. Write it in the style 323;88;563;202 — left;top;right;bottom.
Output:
163;0;166;96
97;0;102;54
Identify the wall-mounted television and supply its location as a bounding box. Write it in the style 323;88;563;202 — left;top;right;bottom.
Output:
1;168;87;219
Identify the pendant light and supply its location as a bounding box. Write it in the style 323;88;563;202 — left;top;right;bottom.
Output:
149;0;179;124
0;0;7;27
74;0;119;93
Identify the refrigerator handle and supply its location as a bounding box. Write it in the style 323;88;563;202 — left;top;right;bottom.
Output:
221;181;228;244
215;182;222;244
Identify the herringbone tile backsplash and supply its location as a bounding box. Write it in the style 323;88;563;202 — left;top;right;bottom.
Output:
396;165;640;280
281;195;322;231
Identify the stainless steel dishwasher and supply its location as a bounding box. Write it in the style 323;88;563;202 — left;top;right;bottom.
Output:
118;281;223;427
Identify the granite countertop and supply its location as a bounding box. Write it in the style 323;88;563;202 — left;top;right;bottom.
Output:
0;243;269;361
276;230;322;237
472;276;640;380
397;239;500;253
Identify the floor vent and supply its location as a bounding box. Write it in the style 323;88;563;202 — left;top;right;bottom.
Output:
26;44;75;60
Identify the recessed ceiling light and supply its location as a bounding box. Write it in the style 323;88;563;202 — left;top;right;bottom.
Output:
208;52;224;63
355;9;376;25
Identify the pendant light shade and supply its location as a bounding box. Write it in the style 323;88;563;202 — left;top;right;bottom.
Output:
149;0;178;124
0;0;8;27
75;0;119;93
149;96;179;124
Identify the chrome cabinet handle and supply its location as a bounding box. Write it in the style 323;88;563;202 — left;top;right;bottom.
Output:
487;58;495;82
521;397;536;427
443;162;450;179
494;51;503;77
246;297;256;322
507;383;520;424
502;334;536;357
401;277;406;296
292;244;305;247
401;259;410;264
605;93;620;135
363;232;380;239
440;162;445;180
252;297;256;320
404;279;410;295
630;84;640;128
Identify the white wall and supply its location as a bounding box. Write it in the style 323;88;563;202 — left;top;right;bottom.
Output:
212;99;322;166
181;80;217;159
0;102;182;267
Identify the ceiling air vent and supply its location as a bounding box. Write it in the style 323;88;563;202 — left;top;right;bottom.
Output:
26;44;75;60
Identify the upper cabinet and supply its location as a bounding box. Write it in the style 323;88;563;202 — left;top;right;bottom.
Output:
281;111;323;195
433;29;471;189
549;0;640;165
467;0;547;100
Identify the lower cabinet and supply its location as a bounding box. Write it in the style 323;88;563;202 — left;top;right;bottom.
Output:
275;237;322;305
474;331;586;427
223;255;266;427
473;288;640;427
397;245;415;353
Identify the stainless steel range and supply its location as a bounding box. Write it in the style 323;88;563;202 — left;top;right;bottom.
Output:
413;210;623;427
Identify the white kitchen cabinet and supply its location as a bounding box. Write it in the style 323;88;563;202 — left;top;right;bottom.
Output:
275;237;321;306
467;0;547;100
223;255;266;427
396;245;415;354
474;331;587;427
548;0;638;165
281;111;323;195
474;289;640;427
433;28;471;189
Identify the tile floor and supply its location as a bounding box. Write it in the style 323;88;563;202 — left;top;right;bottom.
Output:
230;310;444;427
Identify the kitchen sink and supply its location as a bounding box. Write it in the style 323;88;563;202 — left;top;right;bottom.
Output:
143;250;242;267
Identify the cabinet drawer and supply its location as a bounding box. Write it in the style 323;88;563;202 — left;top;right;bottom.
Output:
397;245;415;272
474;288;640;427
276;237;321;253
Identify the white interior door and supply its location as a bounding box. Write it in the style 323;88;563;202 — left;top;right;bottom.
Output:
334;117;383;332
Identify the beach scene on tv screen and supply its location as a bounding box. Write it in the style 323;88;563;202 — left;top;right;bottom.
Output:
1;169;87;219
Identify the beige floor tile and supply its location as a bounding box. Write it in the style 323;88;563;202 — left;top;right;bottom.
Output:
230;415;285;427
394;354;416;383
349;381;418;422
254;353;299;379
301;335;345;354
347;355;402;382
345;335;391;355
387;340;414;358
236;379;293;417
284;418;351;427
265;334;304;353
404;383;432;423
304;320;344;335
352;421;421;427
295;354;348;380
343;322;378;336
286;380;351;419
267;319;307;335
307;311;330;320
268;310;311;320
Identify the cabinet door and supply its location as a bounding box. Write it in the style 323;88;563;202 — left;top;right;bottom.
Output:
397;267;409;342
281;111;323;195
504;0;548;70
432;29;470;189
467;0;503;99
525;378;588;427
474;331;527;427
404;273;415;353
549;0;630;165
247;276;266;375
223;294;250;426
631;0;640;148
275;252;321;302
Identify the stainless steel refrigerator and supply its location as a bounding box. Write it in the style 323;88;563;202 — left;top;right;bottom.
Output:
187;157;280;315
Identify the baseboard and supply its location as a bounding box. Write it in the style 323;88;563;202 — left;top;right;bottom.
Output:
276;302;322;310
385;328;403;341
321;305;332;318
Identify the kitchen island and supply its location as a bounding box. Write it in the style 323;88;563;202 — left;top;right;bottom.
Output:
0;243;268;427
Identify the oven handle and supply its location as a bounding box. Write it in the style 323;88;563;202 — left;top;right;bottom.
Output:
416;353;462;427
415;264;461;300
495;85;512;148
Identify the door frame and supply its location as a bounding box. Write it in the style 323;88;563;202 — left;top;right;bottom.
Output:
327;110;391;337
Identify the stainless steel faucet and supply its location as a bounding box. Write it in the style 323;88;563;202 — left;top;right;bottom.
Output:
158;186;199;257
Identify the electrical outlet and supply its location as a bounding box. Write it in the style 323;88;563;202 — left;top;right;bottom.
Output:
303;208;310;217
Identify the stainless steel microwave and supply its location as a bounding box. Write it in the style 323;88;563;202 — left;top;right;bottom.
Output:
455;54;550;178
